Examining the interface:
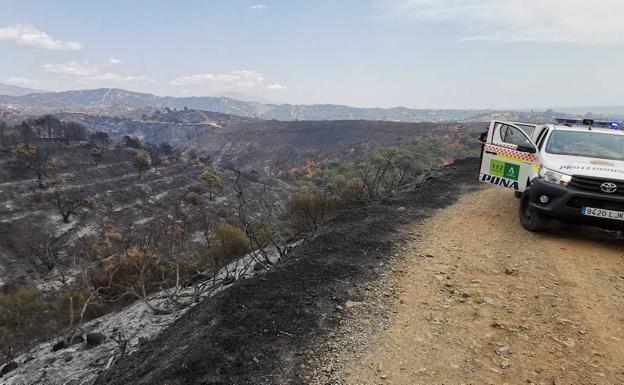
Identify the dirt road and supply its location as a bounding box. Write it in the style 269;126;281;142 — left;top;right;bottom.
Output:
333;185;624;385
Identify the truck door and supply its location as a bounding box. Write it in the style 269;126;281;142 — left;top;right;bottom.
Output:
511;122;538;140
479;121;539;192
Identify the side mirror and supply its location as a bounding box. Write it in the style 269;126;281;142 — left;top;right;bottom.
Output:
517;145;537;154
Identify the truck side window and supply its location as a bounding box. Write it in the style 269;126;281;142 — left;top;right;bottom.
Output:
534;128;546;149
537;128;549;150
491;122;503;142
515;124;536;138
500;124;531;147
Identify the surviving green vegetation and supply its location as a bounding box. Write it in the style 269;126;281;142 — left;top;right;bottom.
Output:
291;133;479;202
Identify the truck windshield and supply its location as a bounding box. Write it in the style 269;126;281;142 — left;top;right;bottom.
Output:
546;131;624;161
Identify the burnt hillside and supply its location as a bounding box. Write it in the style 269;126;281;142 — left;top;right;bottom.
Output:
93;158;480;385
56;111;482;172
0;113;480;282
0;111;480;384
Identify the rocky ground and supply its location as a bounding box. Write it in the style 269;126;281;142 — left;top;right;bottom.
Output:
320;185;624;385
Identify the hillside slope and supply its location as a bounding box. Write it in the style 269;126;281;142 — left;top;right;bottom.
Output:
92;159;480;385
0;83;47;97
55;112;475;171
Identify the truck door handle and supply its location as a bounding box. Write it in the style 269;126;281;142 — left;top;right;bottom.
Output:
485;150;496;155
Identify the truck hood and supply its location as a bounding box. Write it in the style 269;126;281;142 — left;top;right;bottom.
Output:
544;154;624;181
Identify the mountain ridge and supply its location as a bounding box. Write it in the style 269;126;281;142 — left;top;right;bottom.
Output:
0;83;49;97
0;87;488;122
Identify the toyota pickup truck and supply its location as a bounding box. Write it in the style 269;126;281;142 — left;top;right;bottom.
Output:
479;118;624;231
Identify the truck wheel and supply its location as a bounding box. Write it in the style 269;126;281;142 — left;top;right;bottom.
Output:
519;194;549;232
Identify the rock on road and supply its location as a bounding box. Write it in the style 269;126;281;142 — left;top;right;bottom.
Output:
332;185;624;385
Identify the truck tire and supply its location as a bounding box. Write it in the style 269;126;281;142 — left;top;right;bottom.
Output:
519;194;549;232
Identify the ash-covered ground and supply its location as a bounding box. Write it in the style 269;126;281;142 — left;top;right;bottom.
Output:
92;158;479;385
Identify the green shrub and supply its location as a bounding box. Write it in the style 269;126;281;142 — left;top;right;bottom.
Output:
186;191;200;205
209;224;251;266
198;170;223;199
91;246;168;302
55;290;88;328
0;287;47;330
0;287;50;355
288;188;337;231
90;147;104;165
133;152;151;177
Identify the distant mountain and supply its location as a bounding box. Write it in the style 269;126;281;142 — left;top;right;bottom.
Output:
0;83;48;97
0;88;488;122
213;91;279;104
263;103;483;122
0;88;270;117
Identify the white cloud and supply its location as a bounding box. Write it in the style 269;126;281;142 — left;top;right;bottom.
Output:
249;4;267;10
266;83;287;90
382;0;624;44
170;70;265;87
89;72;150;82
43;60;150;83
108;57;122;65
5;76;42;87
0;24;81;50
43;61;97;76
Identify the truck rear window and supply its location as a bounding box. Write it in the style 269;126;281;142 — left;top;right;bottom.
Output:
546;131;624;161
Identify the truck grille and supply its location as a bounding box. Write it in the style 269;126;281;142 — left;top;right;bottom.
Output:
568;176;624;195
567;197;624;212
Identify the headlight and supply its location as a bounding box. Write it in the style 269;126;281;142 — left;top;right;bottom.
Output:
539;166;572;186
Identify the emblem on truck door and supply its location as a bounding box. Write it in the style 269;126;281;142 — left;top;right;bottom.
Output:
600;182;617;193
489;160;520;181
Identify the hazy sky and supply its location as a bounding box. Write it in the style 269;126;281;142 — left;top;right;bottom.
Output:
2;0;624;109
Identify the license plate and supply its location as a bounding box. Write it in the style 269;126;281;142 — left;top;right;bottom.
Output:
582;207;624;221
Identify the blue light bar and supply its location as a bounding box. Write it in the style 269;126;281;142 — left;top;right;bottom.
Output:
555;118;621;129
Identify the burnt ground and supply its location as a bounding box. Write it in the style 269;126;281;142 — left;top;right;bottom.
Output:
93;158;480;385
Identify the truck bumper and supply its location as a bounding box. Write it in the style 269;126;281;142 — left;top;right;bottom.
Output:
528;179;624;230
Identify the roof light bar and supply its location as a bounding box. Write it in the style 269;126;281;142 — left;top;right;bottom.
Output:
554;118;621;129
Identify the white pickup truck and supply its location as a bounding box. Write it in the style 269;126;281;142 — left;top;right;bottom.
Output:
479;118;624;231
